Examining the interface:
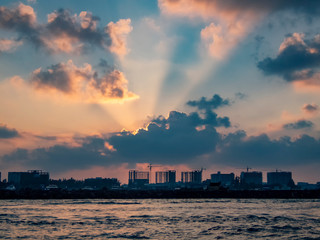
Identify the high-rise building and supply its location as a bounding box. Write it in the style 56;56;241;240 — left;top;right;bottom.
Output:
211;171;235;186
128;170;149;186
155;170;176;184
267;171;293;187
8;170;49;188
240;171;262;186
181;170;202;184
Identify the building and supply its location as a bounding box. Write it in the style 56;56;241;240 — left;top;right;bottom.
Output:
267;171;294;187
155;170;176;184
211;171;235;187
8;170;49;189
128;170;149;187
297;182;320;190
181;170;202;184
240;171;262;187
84;177;120;189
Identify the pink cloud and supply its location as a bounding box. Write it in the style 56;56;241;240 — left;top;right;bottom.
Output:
0;38;23;52
0;5;133;56
159;0;265;59
29;60;138;103
106;19;133;57
302;103;319;114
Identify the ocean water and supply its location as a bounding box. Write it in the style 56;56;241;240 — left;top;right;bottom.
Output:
0;199;319;239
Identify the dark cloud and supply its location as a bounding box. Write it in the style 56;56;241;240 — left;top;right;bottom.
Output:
283;120;314;130
2;94;320;173
97;58;113;72
35;135;57;141
0;4;131;55
218;0;320;15
0;124;20;139
160;0;320;19
1;136;112;172
30;60;137;101
31;62;75;93
303;103;319;113
2;110;320;173
257;33;320;81
44;9;106;52
213;133;320;167
108;110;224;162
235;92;247;100
187;94;230;111
0;3;36;32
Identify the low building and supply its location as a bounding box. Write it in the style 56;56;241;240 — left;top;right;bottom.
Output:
267;171;294;188
297;182;320;190
211;171;235;187
128;170;149;187
181;170;202;184
84;177;120;189
8;170;49;189
240;171;262;188
155;170;176;184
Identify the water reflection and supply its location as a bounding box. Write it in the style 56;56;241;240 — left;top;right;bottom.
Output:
0;199;319;239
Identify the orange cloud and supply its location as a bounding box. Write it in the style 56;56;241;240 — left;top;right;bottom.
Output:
159;0;265;59
292;72;320;93
29;60;138;103
106;19;133;57
0;38;23;52
16;3;37;24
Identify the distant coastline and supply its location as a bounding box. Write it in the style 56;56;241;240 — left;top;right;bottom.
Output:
1;189;319;199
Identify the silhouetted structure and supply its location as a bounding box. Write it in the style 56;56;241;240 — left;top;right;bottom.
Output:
155;170;176;184
267;171;294;188
240;171;262;188
8;170;49;189
49;178;83;190
84;177;120;189
211;171;234;187
181;170;202;184
128;170;149;187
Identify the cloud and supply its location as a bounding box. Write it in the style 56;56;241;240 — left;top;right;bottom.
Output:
34;135;57;141
30;60;138;102
283;120;314;130
159;0;320;59
106;19;133;56
159;0;320;19
0;124;20;139
187;94;230;111
214;132;320;167
0;3;36;30
200;20;254;59
303;103;319;113
107;101;231;162
1;136;114;172
1;95;320;174
0;38;23;52
258;33;320;87
0;4;132;56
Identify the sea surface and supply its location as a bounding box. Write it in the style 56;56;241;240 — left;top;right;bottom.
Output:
0;199;319;239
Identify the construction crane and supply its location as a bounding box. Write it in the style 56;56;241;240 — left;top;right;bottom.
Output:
236;167;252;172
200;167;206;172
147;163;162;172
147;163;162;184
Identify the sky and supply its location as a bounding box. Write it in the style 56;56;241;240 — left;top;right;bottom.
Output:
0;0;320;184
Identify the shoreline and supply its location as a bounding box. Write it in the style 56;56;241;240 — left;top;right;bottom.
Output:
1;189;319;199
